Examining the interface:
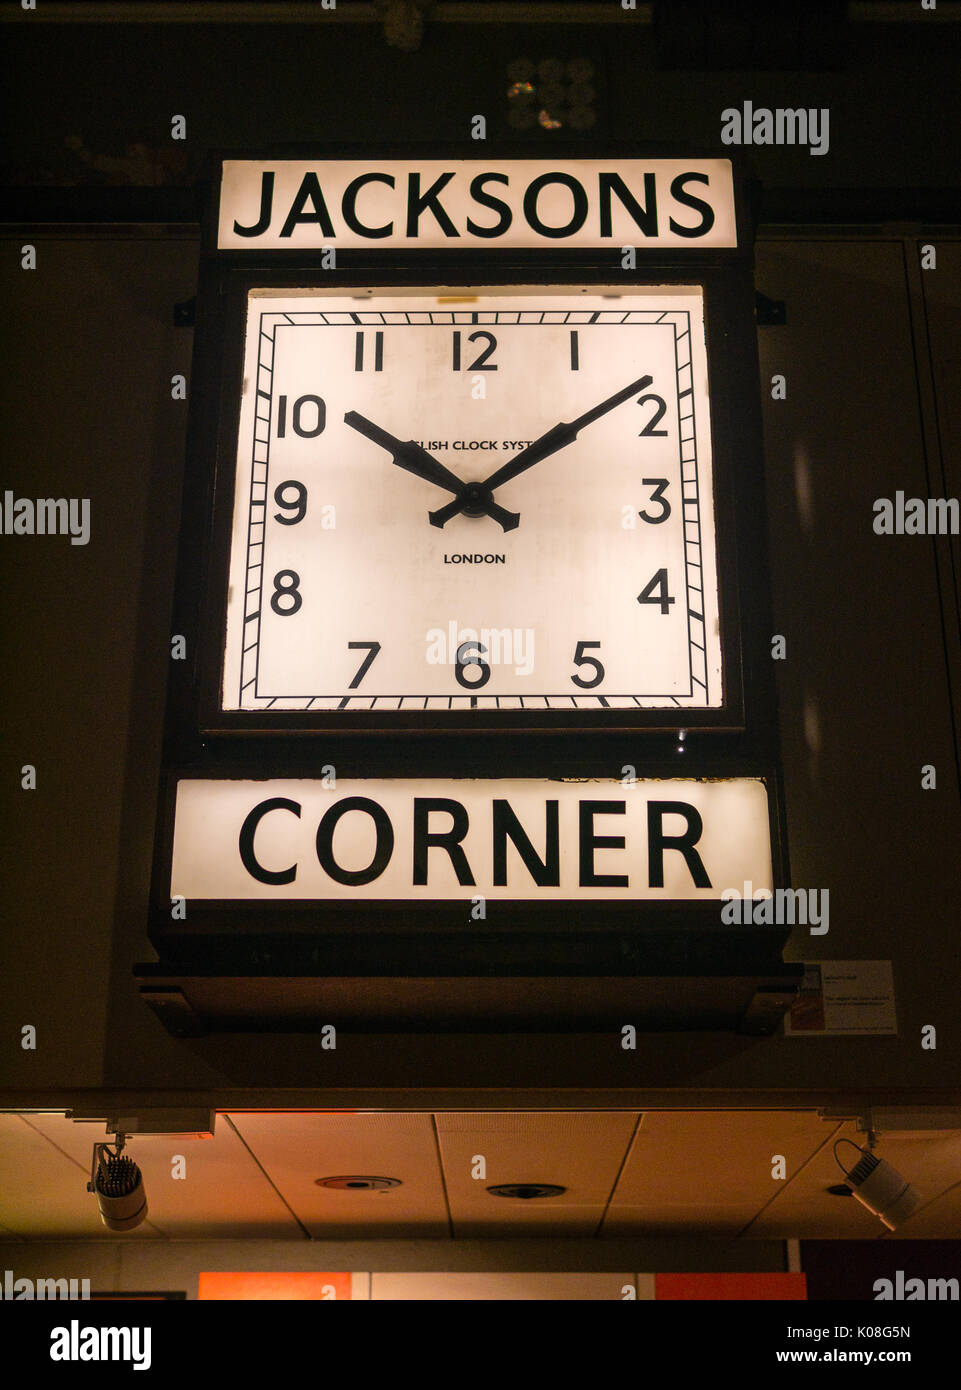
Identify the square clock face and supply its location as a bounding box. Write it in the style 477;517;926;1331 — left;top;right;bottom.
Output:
219;285;725;720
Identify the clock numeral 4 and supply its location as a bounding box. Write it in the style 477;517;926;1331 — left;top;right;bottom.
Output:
455;641;492;689
637;393;668;437
277;394;326;439
637;569;675;615
452;330;498;372
571;640;605;688
273;480;307;525
270;570;302;616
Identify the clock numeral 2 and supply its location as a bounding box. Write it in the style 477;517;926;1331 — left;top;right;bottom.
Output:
270;570;302;615
452;331;498;372
571;640;605;688
637;393;668;436
277;395;326;438
355;330;384;372
637;569;675;615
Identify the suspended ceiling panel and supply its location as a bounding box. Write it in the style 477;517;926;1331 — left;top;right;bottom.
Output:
228;1111;449;1237
436;1111;639;1237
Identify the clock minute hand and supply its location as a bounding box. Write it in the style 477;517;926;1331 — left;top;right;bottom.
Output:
428;373;654;528
344;410;466;496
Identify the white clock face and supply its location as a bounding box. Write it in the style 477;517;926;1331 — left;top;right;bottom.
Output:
221;285;723;713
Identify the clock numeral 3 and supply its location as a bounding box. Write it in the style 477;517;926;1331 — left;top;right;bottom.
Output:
571;640;605;688
638;478;671;524
277;394;326;438
273;480;307;525
452;330;498;372
455;641;492;689
637;569;675;615
637;393;668;437
270;570;302;616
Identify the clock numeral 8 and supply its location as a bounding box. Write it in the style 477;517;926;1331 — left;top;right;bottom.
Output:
455;641;491;689
270;570;302;616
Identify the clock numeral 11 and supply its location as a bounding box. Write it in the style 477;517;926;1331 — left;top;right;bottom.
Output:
354;331;384;372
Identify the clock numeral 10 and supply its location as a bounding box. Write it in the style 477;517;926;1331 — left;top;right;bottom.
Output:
637;568;675;615
276;394;326;438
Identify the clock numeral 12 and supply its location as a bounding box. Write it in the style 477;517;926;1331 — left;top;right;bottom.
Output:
452;331;498;372
276;395;326;438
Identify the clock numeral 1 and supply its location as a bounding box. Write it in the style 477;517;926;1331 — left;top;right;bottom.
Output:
270;570;302;615
570;330;579;371
273;480;307;525
571;640;604;688
637;569;675;615
455;641;491;689
637;393;668;437
347;640;381;688
277;394;326;438
354;330;384;372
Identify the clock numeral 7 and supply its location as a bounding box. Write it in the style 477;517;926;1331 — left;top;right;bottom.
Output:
452;331;498;372
276;394;326;438
571;640;605;688
347;641;381;688
637;569;675;615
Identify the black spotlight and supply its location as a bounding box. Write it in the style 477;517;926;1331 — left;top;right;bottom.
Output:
87;1135;147;1232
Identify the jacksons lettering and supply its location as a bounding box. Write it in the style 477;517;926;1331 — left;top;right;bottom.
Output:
218;159;737;250
169;779;775;902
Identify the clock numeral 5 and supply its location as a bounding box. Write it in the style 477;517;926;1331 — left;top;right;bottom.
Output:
274;480;307;525
637;393;668;437
638;478;671;524
455;641;492;689
571;640;605;688
637;568;675;615
452;331;498;372
277;394;326;439
270;570;302;615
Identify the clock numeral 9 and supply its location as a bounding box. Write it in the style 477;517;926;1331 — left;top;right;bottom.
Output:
277;394;326;438
270;570;302;616
637;569;675;615
638;478;671;524
273;480;307;525
452;331;498;372
455;641;491;689
637;393;668;437
571;640;605;688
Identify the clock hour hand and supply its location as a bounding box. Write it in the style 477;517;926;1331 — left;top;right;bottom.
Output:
344;411;466;496
429;373;654;529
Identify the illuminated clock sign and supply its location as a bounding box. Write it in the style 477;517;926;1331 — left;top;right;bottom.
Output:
217;158;738;251
169;777;773;904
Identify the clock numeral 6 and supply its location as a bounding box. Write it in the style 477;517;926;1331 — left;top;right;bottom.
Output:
455;641;492;689
637;393;668;437
273;480;307;525
270;570;302;616
638;478;671;524
277;394;326;438
571;640;605;688
637;568;675;615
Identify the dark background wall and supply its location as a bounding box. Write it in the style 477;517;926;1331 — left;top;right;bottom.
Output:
1;4;959;1104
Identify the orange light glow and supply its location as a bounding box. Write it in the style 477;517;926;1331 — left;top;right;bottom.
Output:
198;1272;352;1301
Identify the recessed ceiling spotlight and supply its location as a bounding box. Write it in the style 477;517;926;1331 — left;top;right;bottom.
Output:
315;1176;402;1191
487;1183;566;1199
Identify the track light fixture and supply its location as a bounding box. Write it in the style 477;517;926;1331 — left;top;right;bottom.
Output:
833;1134;921;1231
87;1132;147;1232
